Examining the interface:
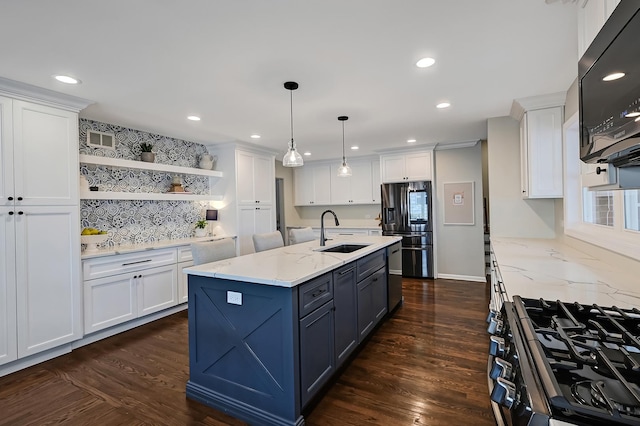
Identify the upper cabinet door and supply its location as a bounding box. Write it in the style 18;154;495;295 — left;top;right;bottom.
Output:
371;160;381;204
236;150;275;205
522;107;564;199
404;152;432;181
0;97;13;207
12;101;78;206
312;164;332;205
294;167;314;205
349;161;374;204
380;155;406;183
253;154;274;204
330;163;352;204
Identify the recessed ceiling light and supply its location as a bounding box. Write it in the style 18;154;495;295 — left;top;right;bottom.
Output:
350;146;359;150
603;72;625;81
416;57;435;68
187;116;201;121
250;134;261;139
436;102;451;109
625;112;640;118
407;139;417;143
53;75;80;84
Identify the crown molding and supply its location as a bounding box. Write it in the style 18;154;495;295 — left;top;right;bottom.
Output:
374;143;437;155
0;76;93;112
434;139;480;151
509;91;566;121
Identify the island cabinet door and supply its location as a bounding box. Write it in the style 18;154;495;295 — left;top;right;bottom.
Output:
370;267;388;327
299;300;335;408
333;262;357;368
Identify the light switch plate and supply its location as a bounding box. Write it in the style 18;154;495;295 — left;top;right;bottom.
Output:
227;291;242;305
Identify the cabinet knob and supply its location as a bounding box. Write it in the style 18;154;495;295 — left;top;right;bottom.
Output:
17;197;23;201
8;211;14;215
596;166;607;175
18;211;24;215
8;196;13;201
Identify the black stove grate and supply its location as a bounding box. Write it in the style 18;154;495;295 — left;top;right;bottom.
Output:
514;296;640;425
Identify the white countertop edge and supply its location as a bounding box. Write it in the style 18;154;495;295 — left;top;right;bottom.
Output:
491;236;640;309
81;235;237;259
184;236;401;288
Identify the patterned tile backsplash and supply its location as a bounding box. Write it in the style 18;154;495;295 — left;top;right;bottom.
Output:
79;119;214;247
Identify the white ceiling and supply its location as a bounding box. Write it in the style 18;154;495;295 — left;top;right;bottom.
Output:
0;0;578;161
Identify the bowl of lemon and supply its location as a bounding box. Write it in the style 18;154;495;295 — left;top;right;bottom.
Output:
81;228;109;252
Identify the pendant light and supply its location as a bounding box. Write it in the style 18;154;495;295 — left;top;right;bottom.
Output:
337;116;352;177
282;81;304;167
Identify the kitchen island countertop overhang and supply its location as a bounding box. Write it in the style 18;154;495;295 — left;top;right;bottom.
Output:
183;235;402;287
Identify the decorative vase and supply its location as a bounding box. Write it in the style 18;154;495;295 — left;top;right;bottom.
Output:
195;228;207;237
141;152;155;163
199;154;214;170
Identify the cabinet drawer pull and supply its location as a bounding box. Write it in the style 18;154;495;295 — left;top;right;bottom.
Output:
391;249;400;254
373;277;378;282
122;259;152;266
311;288;328;298
339;267;355;275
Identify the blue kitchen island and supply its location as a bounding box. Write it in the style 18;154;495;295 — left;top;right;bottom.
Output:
183;236;401;426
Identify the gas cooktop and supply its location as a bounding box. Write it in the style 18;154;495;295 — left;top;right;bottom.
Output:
516;297;640;425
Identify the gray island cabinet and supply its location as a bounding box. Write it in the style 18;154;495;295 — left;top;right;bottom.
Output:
183;236;397;426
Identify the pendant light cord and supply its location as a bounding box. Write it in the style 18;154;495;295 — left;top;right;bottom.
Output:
342;121;346;163
290;89;294;148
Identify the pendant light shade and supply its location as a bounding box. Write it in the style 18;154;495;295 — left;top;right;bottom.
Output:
282;81;304;167
337;116;352;177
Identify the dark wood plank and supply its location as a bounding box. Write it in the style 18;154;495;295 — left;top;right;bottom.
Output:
0;278;493;425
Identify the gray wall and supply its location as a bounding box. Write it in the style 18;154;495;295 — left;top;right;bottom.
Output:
434;143;486;281
487;116;556;238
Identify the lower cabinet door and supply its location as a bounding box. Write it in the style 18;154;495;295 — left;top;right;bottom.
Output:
178;261;193;304
357;277;375;342
333;263;357;367
299;300;335;408
137;265;178;317
84;273;137;334
371;267;388;326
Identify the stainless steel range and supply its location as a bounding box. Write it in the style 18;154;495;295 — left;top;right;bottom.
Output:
488;297;640;425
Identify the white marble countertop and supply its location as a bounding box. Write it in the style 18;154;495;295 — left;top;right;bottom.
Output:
491;237;640;309
81;235;236;260
184;235;401;288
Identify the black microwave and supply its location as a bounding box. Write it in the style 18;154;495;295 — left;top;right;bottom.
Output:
579;1;640;167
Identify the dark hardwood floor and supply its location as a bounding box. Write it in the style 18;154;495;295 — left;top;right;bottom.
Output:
0;278;494;425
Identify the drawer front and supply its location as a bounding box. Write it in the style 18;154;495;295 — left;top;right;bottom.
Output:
177;245;193;262
83;248;177;281
356;249;386;282
298;272;333;319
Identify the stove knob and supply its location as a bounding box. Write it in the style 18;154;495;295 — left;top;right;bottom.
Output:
489;336;505;358
491;377;516;409
487;318;503;335
490;357;513;380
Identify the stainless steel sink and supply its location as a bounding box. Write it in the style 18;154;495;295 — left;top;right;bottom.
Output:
318;243;369;253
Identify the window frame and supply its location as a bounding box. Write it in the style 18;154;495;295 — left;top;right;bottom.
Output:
563;111;640;260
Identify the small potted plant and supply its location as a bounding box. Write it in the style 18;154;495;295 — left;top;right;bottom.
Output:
140;142;155;163
195;219;208;237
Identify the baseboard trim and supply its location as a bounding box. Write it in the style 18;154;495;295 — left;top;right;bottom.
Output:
437;273;487;283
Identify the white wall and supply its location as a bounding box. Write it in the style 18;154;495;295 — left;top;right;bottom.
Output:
487;116;557;238
434;143;486;281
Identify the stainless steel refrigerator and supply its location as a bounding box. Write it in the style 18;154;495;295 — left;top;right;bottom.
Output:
381;181;433;278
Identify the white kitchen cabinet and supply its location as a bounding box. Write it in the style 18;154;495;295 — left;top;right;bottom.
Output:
520;107;564;199
578;0;620;58
177;246;193;304
294;163;332;206
371;159;381;204
380;151;432;183
83;249;178;334
330;160;379;205
0;92;85;366
238;205;274;255
236;150;274;205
